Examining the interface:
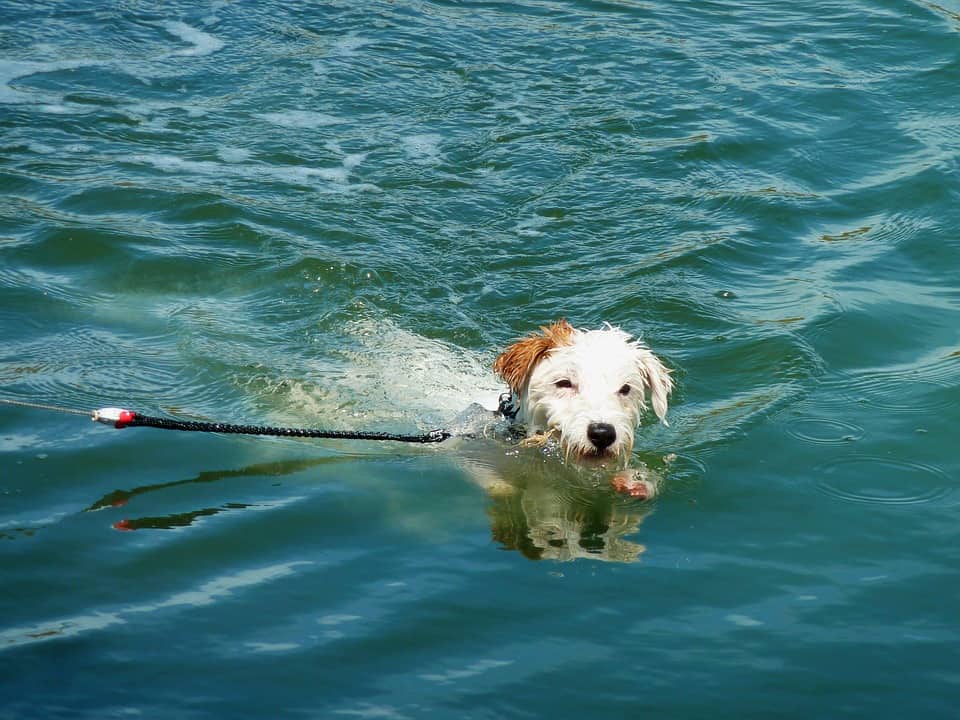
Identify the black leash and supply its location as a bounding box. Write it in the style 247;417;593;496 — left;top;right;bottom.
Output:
0;398;451;444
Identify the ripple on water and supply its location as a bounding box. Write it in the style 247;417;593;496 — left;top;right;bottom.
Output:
1;327;182;412
786;417;864;445
825;370;955;415
814;455;954;507
653;452;707;498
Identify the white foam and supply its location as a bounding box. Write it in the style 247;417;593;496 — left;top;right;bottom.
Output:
246;642;301;653
513;110;535;126
152;562;310;610
283;318;503;429
0;509;69;529
402;133;443;164
332;35;373;56
0;561;311;649
162;21;225;57
217;146;252;163
516;214;550;237
420;659;514;683
129;153;218;174
332;703;408;720
255;110;341;129
38;103;84;114
342;153;366;170
318;614;362;626
491;98;535;126
725;614;764;627
200;4;226;27
126;152;369;190
325;141;366;171
355;319;503;414
0;58;98;105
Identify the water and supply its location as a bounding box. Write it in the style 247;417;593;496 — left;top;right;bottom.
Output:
2;0;959;716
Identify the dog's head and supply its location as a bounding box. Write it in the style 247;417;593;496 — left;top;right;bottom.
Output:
493;319;672;463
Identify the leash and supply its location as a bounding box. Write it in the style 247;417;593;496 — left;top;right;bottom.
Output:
0;398;452;444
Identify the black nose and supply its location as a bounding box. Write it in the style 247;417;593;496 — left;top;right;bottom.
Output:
587;422;617;451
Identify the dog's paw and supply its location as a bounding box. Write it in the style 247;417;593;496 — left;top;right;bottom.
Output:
611;471;657;500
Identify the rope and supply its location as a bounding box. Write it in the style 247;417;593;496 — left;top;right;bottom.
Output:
0;398;451;444
0;397;92;417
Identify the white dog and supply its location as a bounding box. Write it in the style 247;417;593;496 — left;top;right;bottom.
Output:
492;319;673;491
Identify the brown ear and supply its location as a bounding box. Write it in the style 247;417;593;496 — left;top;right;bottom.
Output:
493;319;575;394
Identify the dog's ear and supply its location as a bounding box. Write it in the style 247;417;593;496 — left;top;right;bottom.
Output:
636;350;673;425
493;319;575;394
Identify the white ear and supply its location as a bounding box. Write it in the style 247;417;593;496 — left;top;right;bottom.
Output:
637;350;673;425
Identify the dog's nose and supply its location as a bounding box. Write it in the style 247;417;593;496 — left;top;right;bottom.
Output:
587;422;617;451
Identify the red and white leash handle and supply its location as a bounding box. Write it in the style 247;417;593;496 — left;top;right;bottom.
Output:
91;408;137;428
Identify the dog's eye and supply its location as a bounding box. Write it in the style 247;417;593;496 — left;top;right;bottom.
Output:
618;384;631;396
555;379;573;389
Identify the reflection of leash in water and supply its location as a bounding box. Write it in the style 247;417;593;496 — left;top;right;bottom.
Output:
87;454;360;532
0;397;452;444
85;455;352;512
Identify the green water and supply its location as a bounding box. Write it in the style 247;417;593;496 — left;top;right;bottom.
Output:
2;0;959;717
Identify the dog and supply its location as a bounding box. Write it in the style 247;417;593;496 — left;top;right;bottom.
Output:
489;318;673;498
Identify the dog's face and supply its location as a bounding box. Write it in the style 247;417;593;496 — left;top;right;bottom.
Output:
494;320;672;464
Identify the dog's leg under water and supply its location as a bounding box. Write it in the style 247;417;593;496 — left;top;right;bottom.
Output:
610;468;659;499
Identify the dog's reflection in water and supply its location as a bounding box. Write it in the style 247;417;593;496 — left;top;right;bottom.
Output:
86;435;660;563
455;438;660;563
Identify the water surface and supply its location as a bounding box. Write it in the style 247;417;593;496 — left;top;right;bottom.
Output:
2;1;959;718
